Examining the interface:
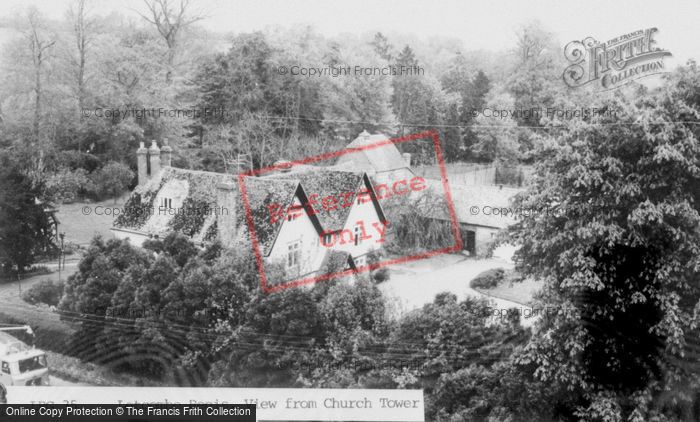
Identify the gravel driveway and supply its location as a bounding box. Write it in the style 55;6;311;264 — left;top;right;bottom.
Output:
379;253;537;327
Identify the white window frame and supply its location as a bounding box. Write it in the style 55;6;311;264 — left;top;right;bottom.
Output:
287;240;301;268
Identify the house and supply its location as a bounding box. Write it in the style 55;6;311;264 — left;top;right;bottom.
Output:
419;181;523;257
334;132;524;257
111;140;387;285
260;168;388;269
110;140;229;247
335;130;414;185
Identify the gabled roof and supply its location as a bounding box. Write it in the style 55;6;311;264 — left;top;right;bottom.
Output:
421;180;523;229
113;167;232;242
265;167;385;232
292;170;361;232
338;132;411;174
114;164;388;256
114;167;309;254
238;177;301;255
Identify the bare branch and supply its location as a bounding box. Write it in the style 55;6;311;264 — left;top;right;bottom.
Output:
137;0;207;83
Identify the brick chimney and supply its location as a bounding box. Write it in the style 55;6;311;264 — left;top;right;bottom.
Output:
148;140;161;177
160;139;172;167
137;141;149;186
216;181;238;246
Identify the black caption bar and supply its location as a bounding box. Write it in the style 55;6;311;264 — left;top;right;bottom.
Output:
0;404;255;422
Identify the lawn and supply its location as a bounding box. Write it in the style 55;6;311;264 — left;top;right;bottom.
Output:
56;195;128;246
0;264;79;354
473;276;541;306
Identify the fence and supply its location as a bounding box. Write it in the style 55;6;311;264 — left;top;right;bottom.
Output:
414;163;531;187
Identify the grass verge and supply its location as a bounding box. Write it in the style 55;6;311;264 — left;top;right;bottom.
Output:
472;271;541;306
47;351;164;386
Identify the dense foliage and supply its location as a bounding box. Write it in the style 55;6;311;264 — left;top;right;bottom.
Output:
59;233;530;419
0;153;56;274
469;268;506;289
22;279;64;306
4;2;700;419
508;64;700;421
0;3;566;204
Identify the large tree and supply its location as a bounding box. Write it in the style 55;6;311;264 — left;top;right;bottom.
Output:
440;53;492;161
0;154;55;275
509;80;700;420
138;0;205;84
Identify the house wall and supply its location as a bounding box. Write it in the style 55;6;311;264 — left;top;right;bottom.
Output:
373;168;414;186
329;189;383;265
267;196;326;280
216;182;238;247
459;223;499;257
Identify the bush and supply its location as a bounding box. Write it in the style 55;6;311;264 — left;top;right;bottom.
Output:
44;167;92;203
62;242;82;256
22;279;64;306
372;267;390;283
55;151;101;173
469;268;505;289
88;161;134;201
367;250;390;283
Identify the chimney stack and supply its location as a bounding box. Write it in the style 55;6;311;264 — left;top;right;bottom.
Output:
137;141;149;186
216;182;238;246
160;139;172;167
148;140;161;177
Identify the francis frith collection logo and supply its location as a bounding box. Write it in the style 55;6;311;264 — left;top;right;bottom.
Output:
563;28;672;90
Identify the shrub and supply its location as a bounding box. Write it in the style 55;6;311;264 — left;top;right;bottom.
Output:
366;250;390;283
22;279;64;306
88;161;134;201
44;167;91;203
469;268;505;289
372;267;390;283
62;242;82;256
55;150;101;173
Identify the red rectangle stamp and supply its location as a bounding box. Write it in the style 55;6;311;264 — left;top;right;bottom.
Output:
238;130;462;293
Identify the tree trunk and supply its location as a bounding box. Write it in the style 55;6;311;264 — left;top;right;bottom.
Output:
34;58;41;142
